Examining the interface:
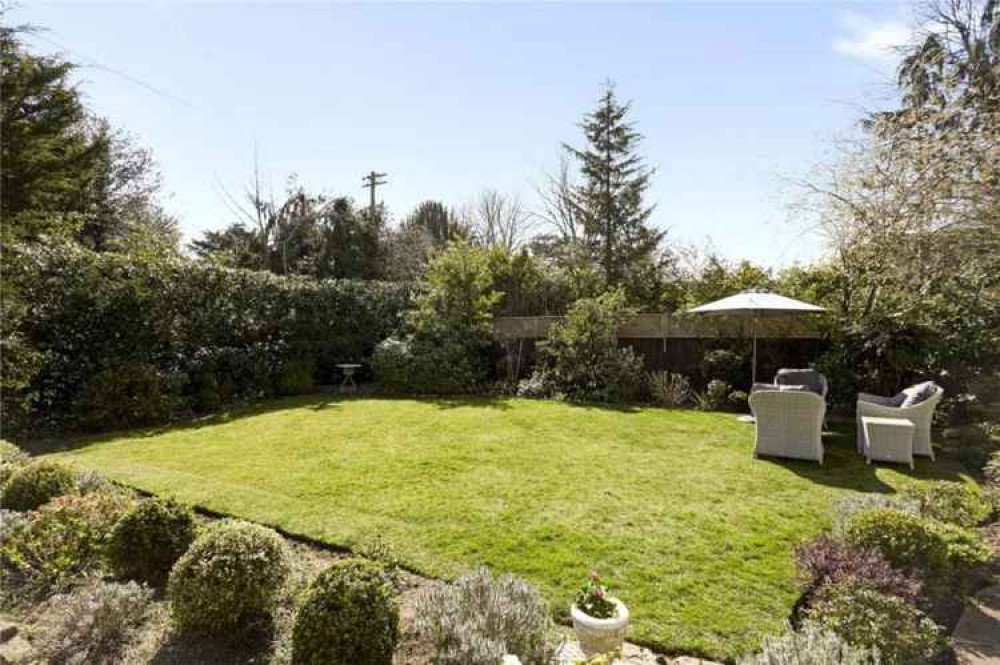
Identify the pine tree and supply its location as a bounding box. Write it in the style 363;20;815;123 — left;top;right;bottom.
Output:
564;83;663;291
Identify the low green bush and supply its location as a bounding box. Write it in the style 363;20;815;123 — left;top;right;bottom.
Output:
738;623;879;665
985;450;1000;485
901;481;992;527
0;440;29;489
806;580;942;665
74;362;177;431
930;521;994;586
372;337;484;395
168;520;291;635
291;558;399;665
0;489;135;602
844;508;951;583
108;497;197;587
694;379;731;411
1;461;78;511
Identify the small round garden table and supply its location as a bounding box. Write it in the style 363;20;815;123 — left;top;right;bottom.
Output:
336;363;362;394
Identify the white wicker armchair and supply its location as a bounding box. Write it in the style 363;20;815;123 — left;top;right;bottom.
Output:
774;368;829;399
856;385;944;460
749;389;826;464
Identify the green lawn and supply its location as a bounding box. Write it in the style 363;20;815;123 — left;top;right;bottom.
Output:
44;396;966;661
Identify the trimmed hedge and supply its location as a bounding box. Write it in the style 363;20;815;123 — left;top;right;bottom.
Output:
291;558;399;665
1;461;77;511
2;242;414;433
108;497;197;587
168;520;290;635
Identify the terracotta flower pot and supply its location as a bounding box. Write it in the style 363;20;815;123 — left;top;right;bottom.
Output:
571;597;630;655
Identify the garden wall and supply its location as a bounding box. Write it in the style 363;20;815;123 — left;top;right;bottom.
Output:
493;314;827;388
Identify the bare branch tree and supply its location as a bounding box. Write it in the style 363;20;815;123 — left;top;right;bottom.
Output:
464;189;534;251
532;154;582;242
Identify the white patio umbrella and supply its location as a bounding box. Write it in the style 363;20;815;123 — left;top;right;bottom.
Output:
686;290;825;386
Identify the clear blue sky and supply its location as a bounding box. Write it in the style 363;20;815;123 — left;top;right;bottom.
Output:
14;1;914;267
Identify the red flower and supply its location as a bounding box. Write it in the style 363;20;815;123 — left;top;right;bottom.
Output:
594;588;605;598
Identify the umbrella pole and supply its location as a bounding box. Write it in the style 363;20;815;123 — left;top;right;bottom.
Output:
751;315;758;385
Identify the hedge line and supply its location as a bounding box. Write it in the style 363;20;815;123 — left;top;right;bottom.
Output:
2;243;415;434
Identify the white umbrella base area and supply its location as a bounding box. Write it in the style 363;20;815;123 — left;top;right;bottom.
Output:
737;414;755;423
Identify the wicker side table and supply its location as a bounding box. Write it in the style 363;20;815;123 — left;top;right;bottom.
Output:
861;416;916;468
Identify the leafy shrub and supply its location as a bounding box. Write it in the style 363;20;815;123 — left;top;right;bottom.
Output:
291;558;399;665
277;358;317;396
844;509;951;584
701;349;744;387
534;290;644;404
1;460;77;511
0;489;134;602
647;372;691;408
832;494;919;537
75;362;177;431
75;468;114;495
168;519;291;634
372;337;485;395
109;497;197;586
0;509;28;542
807;581;942;665
931;521;994;584
738;623;880;665
4;241;414;435
34;577;152;665
414;567;558;665
795;535;922;605
694;379;731;411
901;481;992;527
728;390;749;411
0;440;28;466
0;440;29;489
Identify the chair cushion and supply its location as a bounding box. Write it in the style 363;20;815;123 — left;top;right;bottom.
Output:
900;381;938;408
779;384;811;392
775;369;826;396
752;382;779;393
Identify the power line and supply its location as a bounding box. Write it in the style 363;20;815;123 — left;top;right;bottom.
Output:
362;171;387;221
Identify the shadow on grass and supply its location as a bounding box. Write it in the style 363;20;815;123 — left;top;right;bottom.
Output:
755;421;967;492
27;393;345;455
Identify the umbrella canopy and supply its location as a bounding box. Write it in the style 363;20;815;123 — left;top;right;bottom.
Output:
686;290;825;386
687;291;825;316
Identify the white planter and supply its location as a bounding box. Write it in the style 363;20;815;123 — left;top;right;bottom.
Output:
571;598;630;655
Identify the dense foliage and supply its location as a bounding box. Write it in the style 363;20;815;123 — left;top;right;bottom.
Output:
3;242;413;433
843;509;950;586
1;461;78;511
806;581;941;665
795;535;922;606
291;558;399;665
414;568;558;665
0;488;134;603
108;497;197;587
168;520;291;634
531;289;644;402
900;481;992;528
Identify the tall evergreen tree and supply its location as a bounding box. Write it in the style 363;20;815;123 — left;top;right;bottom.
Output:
564;83;663;291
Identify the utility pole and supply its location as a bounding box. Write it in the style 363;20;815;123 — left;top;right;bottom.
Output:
362;171;388;222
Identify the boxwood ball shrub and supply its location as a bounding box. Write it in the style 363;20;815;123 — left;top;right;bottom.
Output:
1;460;78;511
168;520;290;634
291;558;399;665
108;497;197;586
844;508;951;583
806;580;942;665
0;440;29;489
901;481;992;527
